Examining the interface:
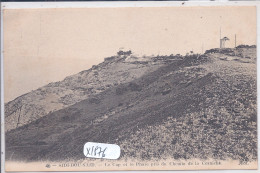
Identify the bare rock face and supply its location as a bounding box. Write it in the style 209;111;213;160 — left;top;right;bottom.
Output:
5;54;166;131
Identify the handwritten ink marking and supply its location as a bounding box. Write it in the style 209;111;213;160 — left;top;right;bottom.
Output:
83;142;120;160
85;146;107;158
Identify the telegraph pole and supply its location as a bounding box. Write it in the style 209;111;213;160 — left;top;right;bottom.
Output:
234;34;237;56
220;27;222;48
235;34;237;48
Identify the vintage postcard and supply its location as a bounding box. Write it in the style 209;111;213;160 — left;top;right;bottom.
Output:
2;2;258;171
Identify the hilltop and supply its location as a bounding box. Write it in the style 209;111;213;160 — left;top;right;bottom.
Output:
5;46;257;163
5;51;170;131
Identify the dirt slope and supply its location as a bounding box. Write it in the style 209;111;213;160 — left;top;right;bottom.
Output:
6;48;257;163
5;54;165;131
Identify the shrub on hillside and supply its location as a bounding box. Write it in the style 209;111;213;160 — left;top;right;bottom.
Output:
236;45;256;49
117;50;132;56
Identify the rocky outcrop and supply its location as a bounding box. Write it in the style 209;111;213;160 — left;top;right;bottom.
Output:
5;53;172;131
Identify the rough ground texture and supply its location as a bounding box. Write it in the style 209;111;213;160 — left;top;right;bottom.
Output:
5;54;165;131
5;48;257;163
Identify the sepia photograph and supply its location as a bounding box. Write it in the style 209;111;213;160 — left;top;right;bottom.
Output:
2;2;258;171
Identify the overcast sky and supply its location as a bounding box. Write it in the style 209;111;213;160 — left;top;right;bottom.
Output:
4;6;256;102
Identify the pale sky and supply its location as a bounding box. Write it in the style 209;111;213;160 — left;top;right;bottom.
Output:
4;6;256;102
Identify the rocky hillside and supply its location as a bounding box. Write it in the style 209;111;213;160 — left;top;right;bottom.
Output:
5;47;257;163
5;52;172;131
